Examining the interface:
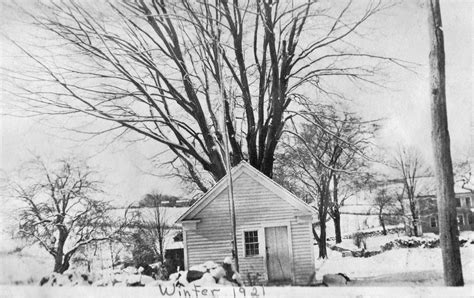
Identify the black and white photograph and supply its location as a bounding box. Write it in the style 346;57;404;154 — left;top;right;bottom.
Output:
0;0;472;297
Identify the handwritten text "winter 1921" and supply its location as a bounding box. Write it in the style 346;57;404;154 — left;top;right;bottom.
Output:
158;284;266;298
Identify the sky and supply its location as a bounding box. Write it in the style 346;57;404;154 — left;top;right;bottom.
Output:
0;0;473;206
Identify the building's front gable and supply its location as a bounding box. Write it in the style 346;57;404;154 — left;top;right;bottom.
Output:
178;162;314;223
190;170;308;223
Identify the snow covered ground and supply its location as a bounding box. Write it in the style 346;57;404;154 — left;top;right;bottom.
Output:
328;230;442;252
316;231;474;286
315;246;474;286
328;233;401;251
0;247;51;285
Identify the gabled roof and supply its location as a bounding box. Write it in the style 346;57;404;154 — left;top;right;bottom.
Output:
176;161;315;223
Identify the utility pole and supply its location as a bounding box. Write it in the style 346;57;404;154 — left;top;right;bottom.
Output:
427;0;463;286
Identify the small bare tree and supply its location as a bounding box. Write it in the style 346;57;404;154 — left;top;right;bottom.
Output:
372;187;397;235
391;146;431;236
9;158;127;273
136;192;172;263
454;160;473;193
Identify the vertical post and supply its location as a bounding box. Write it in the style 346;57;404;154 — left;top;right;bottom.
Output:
471;79;474;161
217;0;239;272
427;0;463;286
223;120;239;272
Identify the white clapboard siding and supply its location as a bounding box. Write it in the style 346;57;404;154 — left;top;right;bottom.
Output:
185;192;233;266
291;223;315;284
185;169;315;285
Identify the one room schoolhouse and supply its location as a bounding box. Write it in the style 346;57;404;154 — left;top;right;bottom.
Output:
176;161;316;285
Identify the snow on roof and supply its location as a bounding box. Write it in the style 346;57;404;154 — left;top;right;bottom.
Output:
164;229;183;250
414;177;472;195
454;185;472;194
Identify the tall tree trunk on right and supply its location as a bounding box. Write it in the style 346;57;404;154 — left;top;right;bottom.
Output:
428;0;464;286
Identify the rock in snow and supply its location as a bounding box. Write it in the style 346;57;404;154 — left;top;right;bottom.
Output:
322;273;351;286
123;266;138;275
190;273;217;286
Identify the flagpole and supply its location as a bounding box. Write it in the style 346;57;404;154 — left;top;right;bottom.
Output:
217;1;239;272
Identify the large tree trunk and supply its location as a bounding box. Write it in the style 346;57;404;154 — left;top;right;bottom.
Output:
53;254;64;273
53;254;71;274
318;220;327;259
409;200;419;237
428;0;464;286
53;229;69;273
311;223;320;243
54;258;70;274
333;209;342;244
54;257;71;274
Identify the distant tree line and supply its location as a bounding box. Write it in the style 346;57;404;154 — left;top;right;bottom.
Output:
133;193;196;208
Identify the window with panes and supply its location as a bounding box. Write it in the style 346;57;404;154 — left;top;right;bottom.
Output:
244;231;259;256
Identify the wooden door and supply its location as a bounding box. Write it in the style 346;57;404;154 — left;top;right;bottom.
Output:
265;226;291;281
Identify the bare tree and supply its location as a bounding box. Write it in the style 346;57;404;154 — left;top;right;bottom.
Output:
275;123;334;258
275;105;375;257
325;114;377;243
391;146;430;236
351;172;407;232
5;0;400;190
329;178;353;244
372;187;397;235
136;192;172;263
454;160;473;193
428;0;463;286
393;185;409;232
9;158;128;273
